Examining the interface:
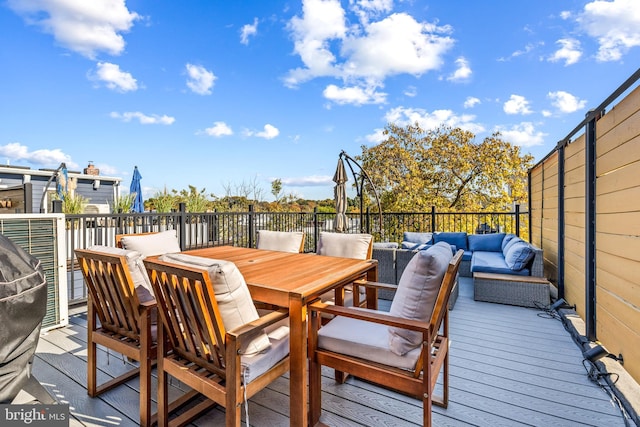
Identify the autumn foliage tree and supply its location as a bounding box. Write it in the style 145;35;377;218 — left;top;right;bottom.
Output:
358;124;534;212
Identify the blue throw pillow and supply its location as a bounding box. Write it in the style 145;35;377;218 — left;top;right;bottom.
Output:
468;233;505;252
504;241;535;271
433;232;468;251
502;236;523;256
501;234;517;251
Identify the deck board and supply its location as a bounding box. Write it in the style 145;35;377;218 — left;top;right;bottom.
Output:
31;278;627;426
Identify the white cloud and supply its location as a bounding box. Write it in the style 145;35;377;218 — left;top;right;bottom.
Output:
548;38;582;66
578;0;640;61
0;142;77;168
90;62;138;92
464;97;480;109
495;122;546;147
548;90;587;113
498;42;544;61
240;18;258;45
186;64;216;95
365;106;485;142
560;11;572;20
285;2;454;91
281;175;333;186
447;57;472;82
203;121;233;137
110;111;175;125
7;0;139;59
503;95;532;115
404;86;417;97
323;84;387;105
247;124;280;139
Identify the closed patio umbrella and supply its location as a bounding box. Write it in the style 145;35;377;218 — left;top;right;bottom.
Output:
130;166;144;213
333;158;348;232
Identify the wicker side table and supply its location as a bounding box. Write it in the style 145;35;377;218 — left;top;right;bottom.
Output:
473;272;550;308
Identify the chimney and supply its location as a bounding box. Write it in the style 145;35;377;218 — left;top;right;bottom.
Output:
84;161;99;176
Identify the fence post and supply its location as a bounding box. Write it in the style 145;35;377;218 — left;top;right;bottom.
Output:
313;207;319;251
585;111;597;341
431;206;436;232
514;204;520;237
248;204;255;248
178;202;186;250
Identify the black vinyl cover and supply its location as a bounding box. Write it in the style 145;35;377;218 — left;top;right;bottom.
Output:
0;233;48;403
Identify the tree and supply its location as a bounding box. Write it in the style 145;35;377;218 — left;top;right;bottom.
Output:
358;124;533;212
271;179;283;202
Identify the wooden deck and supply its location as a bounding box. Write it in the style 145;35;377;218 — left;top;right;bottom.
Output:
32;278;627;426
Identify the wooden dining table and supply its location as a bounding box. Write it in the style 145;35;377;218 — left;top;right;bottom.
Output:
184;245;378;427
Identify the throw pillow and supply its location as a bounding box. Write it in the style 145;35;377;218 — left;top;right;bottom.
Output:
504;241;535;271
119;230;181;258
158;253;271;355
501;234;517;251
388;241;452;356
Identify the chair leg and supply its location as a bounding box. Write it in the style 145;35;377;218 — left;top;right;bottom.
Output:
87;303;97;397
139;309;152;427
157;324;169;427
309;312;322;426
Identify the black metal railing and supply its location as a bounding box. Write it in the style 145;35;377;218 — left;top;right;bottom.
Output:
64;204;528;304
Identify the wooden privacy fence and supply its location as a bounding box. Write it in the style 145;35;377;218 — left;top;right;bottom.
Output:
529;68;640;384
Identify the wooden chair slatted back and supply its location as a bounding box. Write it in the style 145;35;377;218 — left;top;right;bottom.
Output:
76;249;142;340
145;259;226;374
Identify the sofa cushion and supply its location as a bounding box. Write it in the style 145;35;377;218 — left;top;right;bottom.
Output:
471;251;530;276
158;253;271;355
502;234;518;251
433;232;468;251
119;230;181;258
256;230;304;253
504;241;535;271
87;245;155;302
468;233;506;252
388;242;452;356
463;250;473;261
402;232;433;244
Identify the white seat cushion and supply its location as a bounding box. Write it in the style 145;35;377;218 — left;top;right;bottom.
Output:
158;253;270;355
388;242;452;356
318;315;420;370
87;245;154;302
257;230;304;253
242;318;290;383
119;230;181;258
317;232;372;260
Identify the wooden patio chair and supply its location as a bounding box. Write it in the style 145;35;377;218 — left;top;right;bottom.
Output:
144;253;291;427
256;230;305;253
75;247;197;427
308;244;463;427
317;232;374;309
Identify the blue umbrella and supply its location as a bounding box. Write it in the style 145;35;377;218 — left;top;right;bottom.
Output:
130;166;144;212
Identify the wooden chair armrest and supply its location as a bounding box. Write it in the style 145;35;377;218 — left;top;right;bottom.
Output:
309;301;427;333
353;279;397;291
140;300;157;309
228;308;289;341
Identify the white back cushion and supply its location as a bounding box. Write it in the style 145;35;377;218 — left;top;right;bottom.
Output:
388;242;452;356
317;232;372;260
119;230;181;258
257;230;304;253
158;253;270;355
87;245;154;302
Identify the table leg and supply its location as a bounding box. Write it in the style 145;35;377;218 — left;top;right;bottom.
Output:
289;295;308;426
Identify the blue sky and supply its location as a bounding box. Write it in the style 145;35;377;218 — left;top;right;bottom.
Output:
1;0;639;201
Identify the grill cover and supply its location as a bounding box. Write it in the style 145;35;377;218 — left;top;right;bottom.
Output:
0;233;48;403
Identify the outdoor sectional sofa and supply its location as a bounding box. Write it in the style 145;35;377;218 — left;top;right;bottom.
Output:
373;231;549;308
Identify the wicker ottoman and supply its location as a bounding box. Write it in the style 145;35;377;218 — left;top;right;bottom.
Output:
473;272;550;308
